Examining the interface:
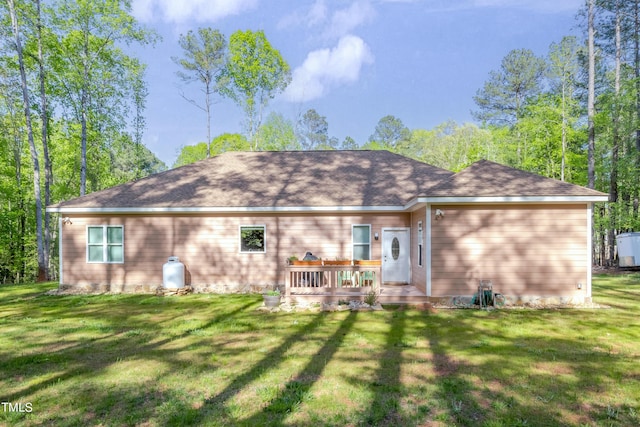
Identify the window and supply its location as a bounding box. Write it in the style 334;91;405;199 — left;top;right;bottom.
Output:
352;225;371;260
87;226;124;263
240;225;266;253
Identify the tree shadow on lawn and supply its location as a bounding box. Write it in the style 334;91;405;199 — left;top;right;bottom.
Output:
412;310;640;426
2;286;639;426
185;310;332;425
238;311;359;426
0;294;260;406
357;307;409;426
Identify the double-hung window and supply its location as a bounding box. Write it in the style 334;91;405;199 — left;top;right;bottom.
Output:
87;226;124;263
352;224;371;260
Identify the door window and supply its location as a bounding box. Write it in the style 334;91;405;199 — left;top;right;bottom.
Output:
391;237;400;260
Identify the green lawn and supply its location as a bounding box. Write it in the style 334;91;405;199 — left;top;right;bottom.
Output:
1;275;639;427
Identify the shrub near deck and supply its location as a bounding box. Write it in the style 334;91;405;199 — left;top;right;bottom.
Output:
0;275;639;426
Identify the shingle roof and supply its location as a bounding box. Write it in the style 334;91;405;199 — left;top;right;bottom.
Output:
48;152;608;212
425;159;607;198
49;150;454;210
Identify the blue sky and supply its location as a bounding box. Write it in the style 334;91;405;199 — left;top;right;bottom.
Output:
129;0;585;166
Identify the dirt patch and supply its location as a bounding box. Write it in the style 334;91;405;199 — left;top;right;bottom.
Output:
593;265;640;275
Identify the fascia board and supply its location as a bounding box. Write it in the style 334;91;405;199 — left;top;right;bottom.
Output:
46;205;407;214
406;195;609;207
46;196;610;214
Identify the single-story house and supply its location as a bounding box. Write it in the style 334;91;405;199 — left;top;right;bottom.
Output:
47;150;608;304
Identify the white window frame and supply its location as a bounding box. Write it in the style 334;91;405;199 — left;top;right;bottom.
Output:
86;225;124;264
352;224;371;260
239;225;266;253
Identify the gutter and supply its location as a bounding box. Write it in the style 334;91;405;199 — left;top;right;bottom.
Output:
47;194;610;215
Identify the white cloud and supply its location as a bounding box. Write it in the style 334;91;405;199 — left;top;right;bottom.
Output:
324;1;376;39
278;1;375;40
308;0;329;27
430;0;582;13
283;35;374;103
131;0;258;23
277;0;327;30
471;0;582;12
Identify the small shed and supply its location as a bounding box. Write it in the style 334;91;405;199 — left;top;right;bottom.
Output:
617;232;640;267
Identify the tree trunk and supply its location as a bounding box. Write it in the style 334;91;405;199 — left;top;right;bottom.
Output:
561;83;566;182
587;0;596;190
634;0;640;156
36;0;52;279
80;85;88;196
206;83;212;157
7;0;46;281
608;1;622;266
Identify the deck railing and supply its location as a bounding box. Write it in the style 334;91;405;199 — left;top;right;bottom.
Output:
284;261;381;300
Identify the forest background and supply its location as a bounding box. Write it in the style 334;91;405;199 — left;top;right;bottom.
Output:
1;0;638;284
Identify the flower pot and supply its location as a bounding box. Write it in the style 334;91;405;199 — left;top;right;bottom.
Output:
354;260;381;266
290;260;322;266
323;260;352;266
263;295;281;308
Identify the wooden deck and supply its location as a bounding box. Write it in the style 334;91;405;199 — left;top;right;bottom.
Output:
284;263;428;304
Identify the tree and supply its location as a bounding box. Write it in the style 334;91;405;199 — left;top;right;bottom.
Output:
221;29;291;147
0;0;162;283
587;0;597;189
405;121;497;171
53;0;155;195
593;0;640;265
173;143;209;168
255;112;299;151
297;109;329;150
6;0;46;281
0;42;31;283
514;94;586;180
209;132;250;156
340;136;358;150
367;115;410;150
473;48;547;126
107;133;166;185
548;36;582;181
173;28;226;157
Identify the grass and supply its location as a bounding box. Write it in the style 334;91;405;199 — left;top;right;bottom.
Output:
0;275;638;426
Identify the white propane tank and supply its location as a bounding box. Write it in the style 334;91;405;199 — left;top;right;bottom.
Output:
163;256;185;288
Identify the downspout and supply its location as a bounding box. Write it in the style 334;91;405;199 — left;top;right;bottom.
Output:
426;204;432;296
586;203;593;304
58;215;63;285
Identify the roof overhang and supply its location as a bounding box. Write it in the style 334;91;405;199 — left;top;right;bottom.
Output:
47;194;610;215
405;195;610;210
45;205;408;214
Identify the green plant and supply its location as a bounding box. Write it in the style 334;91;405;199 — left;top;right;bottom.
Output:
1;275;639;426
265;289;281;296
364;289;379;306
287;255;298;262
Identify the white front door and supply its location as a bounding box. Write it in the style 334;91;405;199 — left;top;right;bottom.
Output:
382;228;410;284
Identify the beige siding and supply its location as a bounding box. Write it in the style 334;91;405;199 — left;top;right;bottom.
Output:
429;204;589;299
61;213;409;288
410;209;427;293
